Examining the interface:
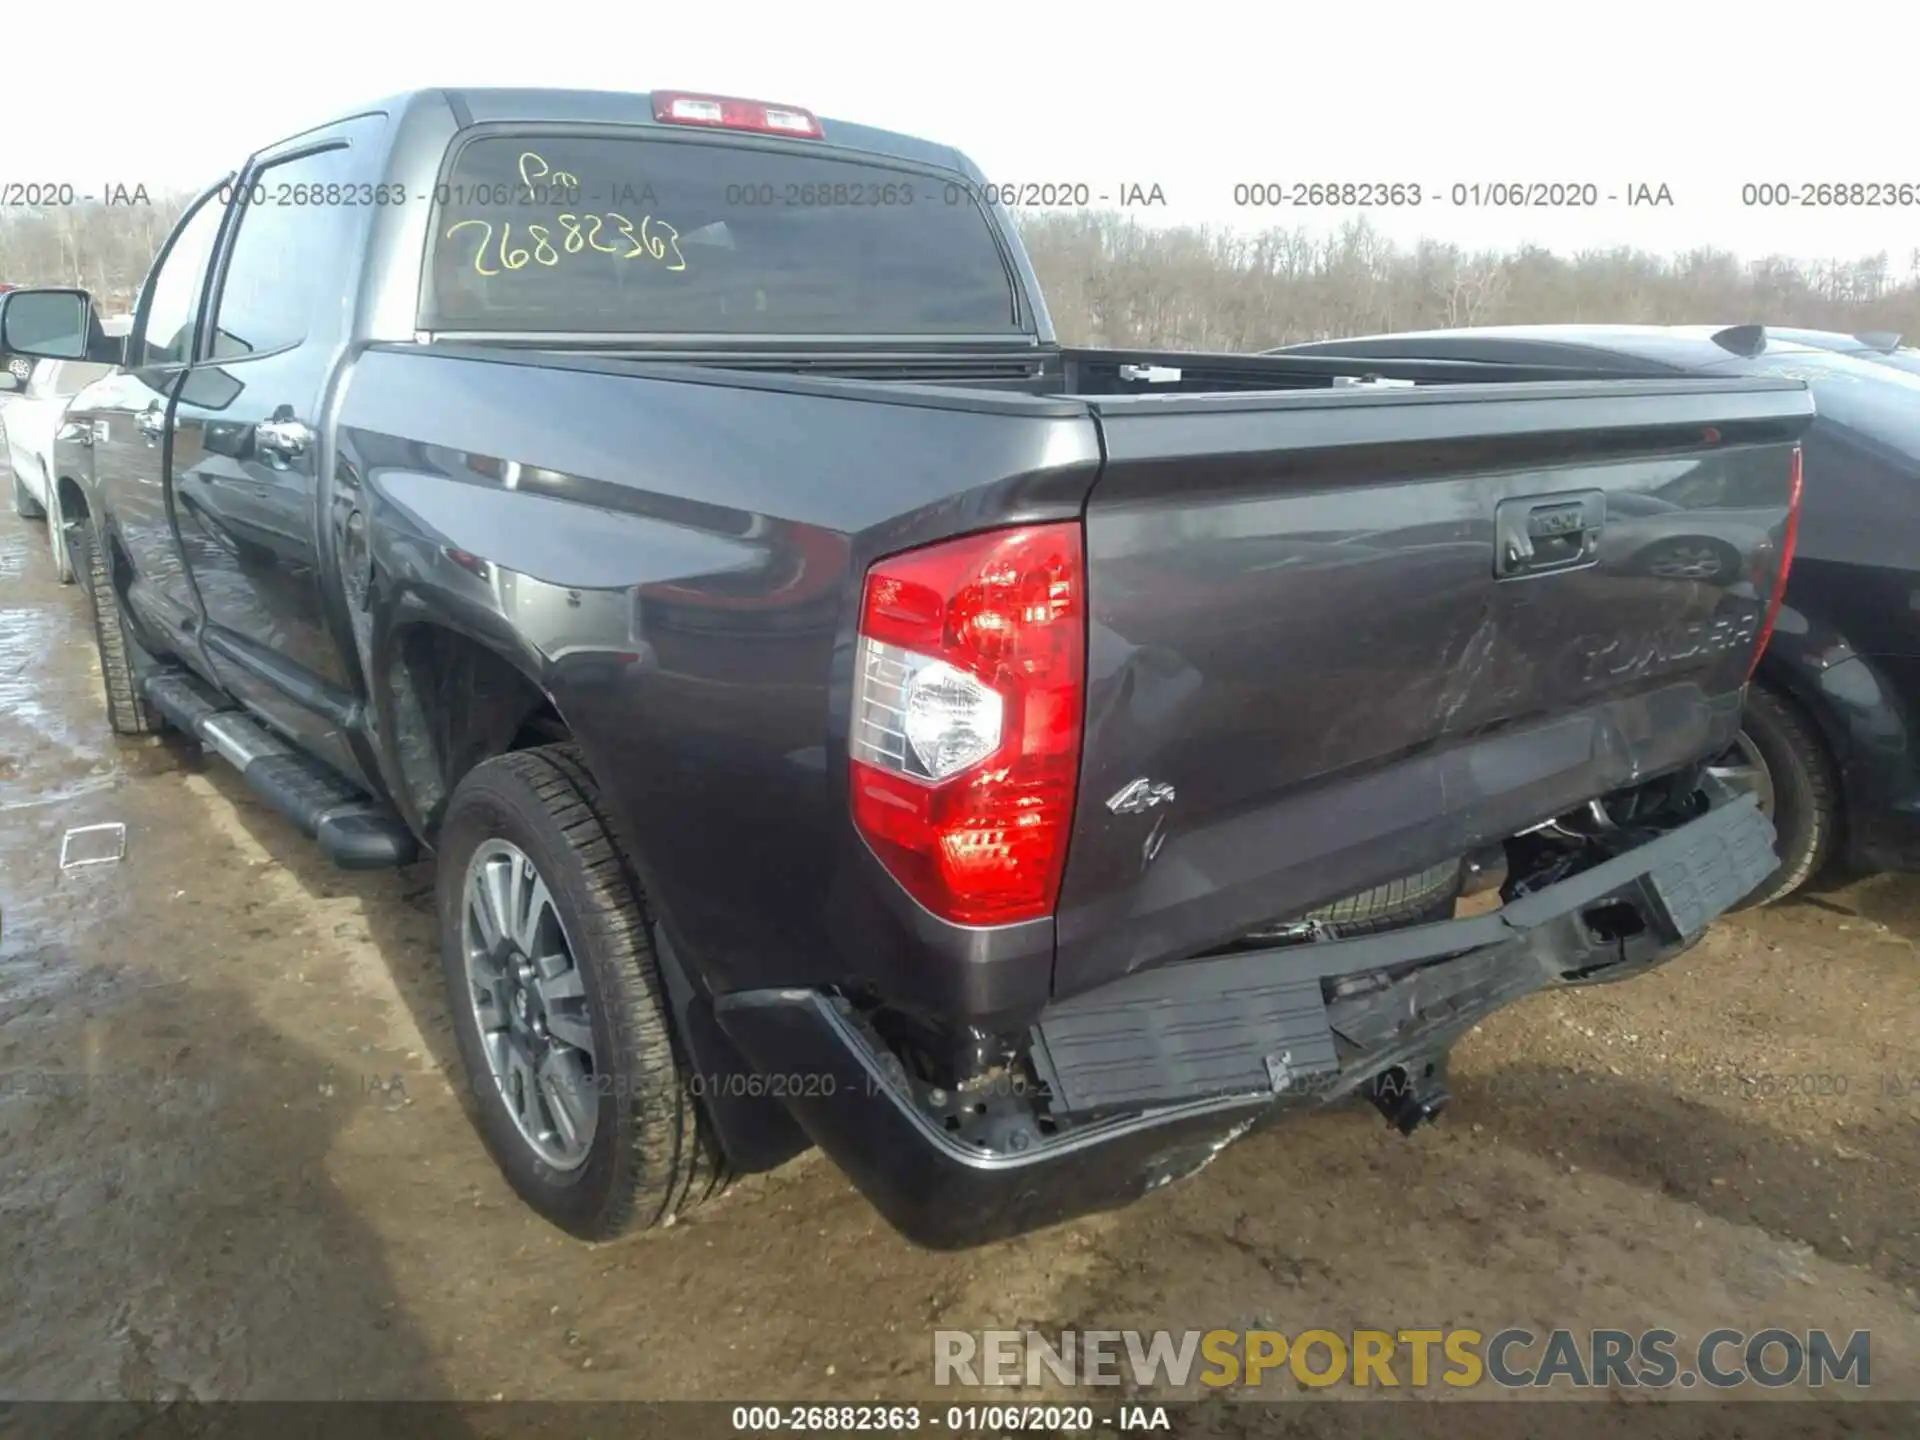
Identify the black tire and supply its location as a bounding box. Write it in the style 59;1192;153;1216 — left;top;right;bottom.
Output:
72;517;160;736
1243;858;1464;943
436;744;727;1240
1300;858;1464;936
10;466;45;520
1727;683;1839;909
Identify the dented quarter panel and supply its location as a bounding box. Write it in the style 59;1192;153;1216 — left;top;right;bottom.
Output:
335;344;1104;1010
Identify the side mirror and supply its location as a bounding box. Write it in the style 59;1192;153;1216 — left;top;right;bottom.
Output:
0;371;19;393
0;288;113;363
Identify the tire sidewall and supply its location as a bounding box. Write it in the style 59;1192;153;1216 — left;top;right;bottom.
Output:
435;770;653;1234
1732;690;1827;908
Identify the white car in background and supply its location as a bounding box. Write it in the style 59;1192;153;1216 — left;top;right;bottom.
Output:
2;316;130;582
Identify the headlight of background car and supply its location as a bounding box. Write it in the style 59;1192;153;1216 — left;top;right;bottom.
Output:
6;357;29;382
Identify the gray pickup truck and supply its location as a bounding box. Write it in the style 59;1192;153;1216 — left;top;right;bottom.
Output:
1;87;1809;1249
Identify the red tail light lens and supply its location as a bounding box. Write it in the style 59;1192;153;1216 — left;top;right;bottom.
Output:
651;91;823;139
1748;444;1803;681
849;523;1085;926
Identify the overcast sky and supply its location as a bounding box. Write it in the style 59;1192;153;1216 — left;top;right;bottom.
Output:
8;0;1916;267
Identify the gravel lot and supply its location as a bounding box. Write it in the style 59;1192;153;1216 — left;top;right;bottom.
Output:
1;504;1915;1418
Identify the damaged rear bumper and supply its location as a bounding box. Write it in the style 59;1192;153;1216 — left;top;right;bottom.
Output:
714;792;1776;1250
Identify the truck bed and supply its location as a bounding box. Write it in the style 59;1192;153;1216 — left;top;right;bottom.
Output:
350;340;1810;1013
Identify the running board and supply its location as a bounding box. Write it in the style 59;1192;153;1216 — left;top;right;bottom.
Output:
143;669;418;869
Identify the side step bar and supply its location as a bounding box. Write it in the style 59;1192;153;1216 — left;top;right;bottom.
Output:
143;669;418;870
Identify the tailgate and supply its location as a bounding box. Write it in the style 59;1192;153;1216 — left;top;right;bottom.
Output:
1053;378;1813;997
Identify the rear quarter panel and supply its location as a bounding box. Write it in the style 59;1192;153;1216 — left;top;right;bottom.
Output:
337;346;1101;1018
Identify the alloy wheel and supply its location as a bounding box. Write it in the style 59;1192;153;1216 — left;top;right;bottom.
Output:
1706;730;1777;820
460;838;599;1169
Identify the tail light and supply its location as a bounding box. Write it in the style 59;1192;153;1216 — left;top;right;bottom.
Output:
849;523;1085;926
1747;444;1803;681
651;91;823;139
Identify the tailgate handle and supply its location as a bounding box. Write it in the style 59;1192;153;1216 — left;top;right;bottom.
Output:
1494;490;1605;579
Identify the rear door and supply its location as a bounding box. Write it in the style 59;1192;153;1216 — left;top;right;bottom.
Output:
1052;380;1811;995
170;116;387;775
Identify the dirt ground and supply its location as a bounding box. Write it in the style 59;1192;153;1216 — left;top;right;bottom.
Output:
2;502;1917;1413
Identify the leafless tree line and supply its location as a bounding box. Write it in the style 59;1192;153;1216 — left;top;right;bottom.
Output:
0;199;190;313
5;198;1920;349
1020;212;1920;350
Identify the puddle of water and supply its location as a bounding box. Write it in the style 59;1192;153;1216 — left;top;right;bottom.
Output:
0;607;109;760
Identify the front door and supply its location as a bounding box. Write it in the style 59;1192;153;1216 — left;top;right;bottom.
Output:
82;182;230;656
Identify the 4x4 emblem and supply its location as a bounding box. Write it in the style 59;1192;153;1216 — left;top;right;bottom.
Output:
1106;777;1176;815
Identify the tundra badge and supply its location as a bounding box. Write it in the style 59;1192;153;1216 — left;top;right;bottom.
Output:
1107;777;1176;815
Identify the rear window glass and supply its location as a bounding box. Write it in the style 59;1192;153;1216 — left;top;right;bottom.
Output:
422;133;1021;335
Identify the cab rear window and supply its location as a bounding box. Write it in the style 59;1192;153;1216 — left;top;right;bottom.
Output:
421;133;1022;336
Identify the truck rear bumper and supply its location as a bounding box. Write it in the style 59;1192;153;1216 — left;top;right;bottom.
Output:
714;792;1776;1250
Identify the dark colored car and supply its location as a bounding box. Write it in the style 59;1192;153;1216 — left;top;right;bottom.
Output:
1275;324;1920;906
0;93;1808;1250
1753;324;1920;380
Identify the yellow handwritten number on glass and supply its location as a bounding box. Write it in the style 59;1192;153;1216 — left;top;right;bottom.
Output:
499;224;531;270
609;213;645;259
555;215;587;253
528;225;559;266
583;215;619;254
445;219;498;276
653;218;686;271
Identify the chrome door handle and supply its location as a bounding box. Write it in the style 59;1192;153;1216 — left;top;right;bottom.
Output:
135;406;165;440
255;415;312;463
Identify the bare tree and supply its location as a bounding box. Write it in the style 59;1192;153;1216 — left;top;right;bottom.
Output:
1016;211;1920;350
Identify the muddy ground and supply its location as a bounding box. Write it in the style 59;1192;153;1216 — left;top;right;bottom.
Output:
1;503;1916;1415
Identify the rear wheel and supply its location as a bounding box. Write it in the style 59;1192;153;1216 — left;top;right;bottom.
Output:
72;517;160;736
436;744;727;1240
1713;682;1838;909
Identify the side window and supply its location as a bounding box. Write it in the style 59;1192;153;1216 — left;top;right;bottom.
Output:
132;189;228;369
211;144;358;359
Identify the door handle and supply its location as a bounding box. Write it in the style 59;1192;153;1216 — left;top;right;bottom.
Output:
255;409;312;466
134;405;166;440
1493;490;1606;580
